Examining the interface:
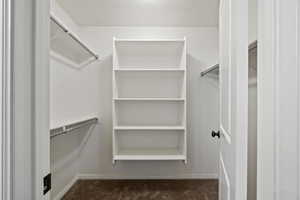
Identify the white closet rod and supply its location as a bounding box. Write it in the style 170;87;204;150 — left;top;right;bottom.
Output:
200;64;219;77
50;15;99;60
201;40;257;77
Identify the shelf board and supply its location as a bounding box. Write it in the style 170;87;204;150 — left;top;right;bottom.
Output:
114;126;185;130
114;155;186;161
114;148;186;161
114;98;185;101
114;39;185;42
114;68;185;72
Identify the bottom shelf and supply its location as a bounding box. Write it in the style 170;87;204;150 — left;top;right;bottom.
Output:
114;148;186;161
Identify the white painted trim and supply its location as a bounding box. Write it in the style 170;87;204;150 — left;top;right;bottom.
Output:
233;1;249;199
77;173;219;180
11;0;36;199
258;0;300;199
257;1;276;200
220;154;230;200
1;0;12;199
220;124;231;144
52;175;78;200
33;0;50;199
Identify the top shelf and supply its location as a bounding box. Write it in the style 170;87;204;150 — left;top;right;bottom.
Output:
50;14;99;68
113;38;186;68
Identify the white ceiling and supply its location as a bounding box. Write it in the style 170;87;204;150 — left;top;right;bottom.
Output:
56;0;219;27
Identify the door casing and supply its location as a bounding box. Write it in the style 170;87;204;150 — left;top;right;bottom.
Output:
11;0;50;199
258;0;300;199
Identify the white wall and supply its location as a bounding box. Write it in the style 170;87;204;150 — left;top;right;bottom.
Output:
49;0;95;198
76;27;220;179
50;58;101;198
249;0;257;43
248;82;257;200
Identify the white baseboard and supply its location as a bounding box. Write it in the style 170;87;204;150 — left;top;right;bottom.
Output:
52;175;79;200
77;173;219;180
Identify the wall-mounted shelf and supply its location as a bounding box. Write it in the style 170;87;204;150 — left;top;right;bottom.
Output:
112;38;187;163
114;152;186;161
50;14;99;68
50;118;98;139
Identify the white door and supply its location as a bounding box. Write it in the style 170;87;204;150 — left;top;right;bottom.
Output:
219;0;248;200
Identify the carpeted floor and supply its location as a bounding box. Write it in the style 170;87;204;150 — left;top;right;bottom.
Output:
62;180;218;200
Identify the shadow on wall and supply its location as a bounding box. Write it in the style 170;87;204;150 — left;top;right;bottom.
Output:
51;124;97;197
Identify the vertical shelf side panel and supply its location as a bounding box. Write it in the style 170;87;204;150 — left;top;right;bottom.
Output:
112;37;117;163
183;38;187;163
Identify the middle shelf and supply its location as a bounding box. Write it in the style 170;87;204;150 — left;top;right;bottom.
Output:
114;100;184;126
114;70;185;98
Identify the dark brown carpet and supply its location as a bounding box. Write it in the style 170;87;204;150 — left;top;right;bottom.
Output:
62;180;218;200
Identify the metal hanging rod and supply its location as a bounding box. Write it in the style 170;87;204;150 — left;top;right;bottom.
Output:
200;64;219;77
50;15;99;60
201;40;258;77
50;118;98;139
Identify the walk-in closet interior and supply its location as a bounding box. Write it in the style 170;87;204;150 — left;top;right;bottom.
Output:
49;0;257;199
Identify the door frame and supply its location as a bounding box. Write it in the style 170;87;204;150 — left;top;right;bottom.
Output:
10;0;50;199
1;0;12;199
258;0;300;199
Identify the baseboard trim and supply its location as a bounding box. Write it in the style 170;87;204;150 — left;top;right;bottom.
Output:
77;173;219;180
52;175;79;200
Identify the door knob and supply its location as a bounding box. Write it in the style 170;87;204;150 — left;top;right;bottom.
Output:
212;130;220;138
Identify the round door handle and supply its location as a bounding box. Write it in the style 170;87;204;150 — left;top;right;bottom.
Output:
212;130;220;139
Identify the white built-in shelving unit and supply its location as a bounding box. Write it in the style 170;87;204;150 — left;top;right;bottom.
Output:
112;38;187;163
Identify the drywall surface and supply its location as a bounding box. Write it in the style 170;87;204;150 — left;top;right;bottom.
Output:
56;0;219;27
50;57;101;198
248;1;257;199
75;27;220;179
248;83;257;200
